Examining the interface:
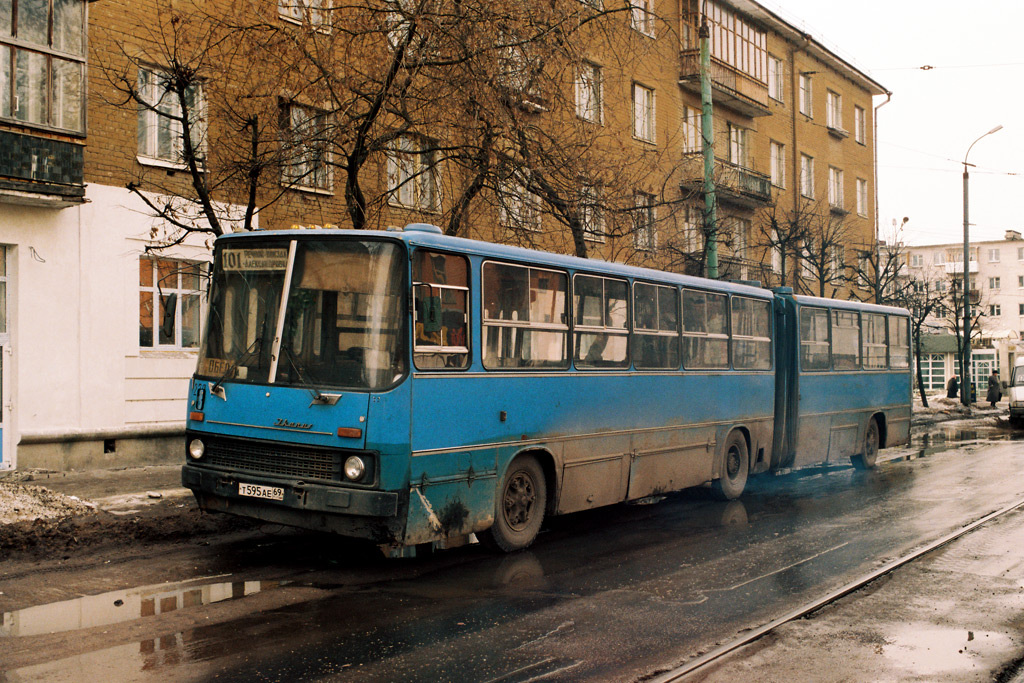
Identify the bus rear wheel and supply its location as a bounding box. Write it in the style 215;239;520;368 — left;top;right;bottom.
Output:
712;432;748;501
852;418;880;469
481;455;547;553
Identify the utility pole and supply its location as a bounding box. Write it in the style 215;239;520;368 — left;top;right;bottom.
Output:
699;11;718;279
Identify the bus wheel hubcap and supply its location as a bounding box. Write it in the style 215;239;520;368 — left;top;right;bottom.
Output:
726;447;741;479
504;472;535;531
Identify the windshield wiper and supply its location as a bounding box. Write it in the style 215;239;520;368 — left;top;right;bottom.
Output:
210;330;264;398
279;344;340;405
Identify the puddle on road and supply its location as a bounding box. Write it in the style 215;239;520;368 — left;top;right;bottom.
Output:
0;576;286;637
885;624;1012;676
900;424;1023;461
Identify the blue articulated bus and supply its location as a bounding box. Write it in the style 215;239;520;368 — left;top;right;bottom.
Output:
182;224;911;552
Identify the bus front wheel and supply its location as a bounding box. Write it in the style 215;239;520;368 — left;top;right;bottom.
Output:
482;455;547;553
852;418;880;469
712;432;749;501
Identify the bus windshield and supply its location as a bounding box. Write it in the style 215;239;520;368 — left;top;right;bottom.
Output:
197;238;407;391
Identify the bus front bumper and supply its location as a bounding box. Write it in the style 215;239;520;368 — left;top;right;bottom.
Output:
182;464;403;540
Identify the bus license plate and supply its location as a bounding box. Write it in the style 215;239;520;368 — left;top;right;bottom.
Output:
239;483;284;501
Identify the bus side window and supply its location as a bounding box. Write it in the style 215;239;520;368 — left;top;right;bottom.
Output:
574;275;629;369
482;262;568;369
633;283;680;370
413;250;470;369
831;310;861;370
732;296;771;370
863;313;887;369
888;315;910;368
800;307;830;371
681;289;729;369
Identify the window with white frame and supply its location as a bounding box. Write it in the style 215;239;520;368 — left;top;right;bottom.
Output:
911;254;923;267
139;257;206;349
633;192;656;251
281;102;330;191
988;248;1000;262
387;136;439;211
1019;275;1024;288
989;304;1001;316
770;140;785;187
799;240;813;278
933;251;945;265
279;0;328;28
800;154;814;198
685;205;703;253
854;105;866;144
579;182;604;242
828;166;843;208
732;217;750;260
767;55;784;101
826;90;842;130
728;124;749;168
499;179;541;232
856;177;867;216
829;245;844;279
1018;246;1024;260
633;83;655;142
629;0;655;36
771;229;782;273
137;67;207;166
798;73;812;117
576;61;602;123
0;0;86;133
682;106;700;153
989;276;1001;289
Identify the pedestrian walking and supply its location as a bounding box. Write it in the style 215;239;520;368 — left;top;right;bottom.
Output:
946;375;959;399
987;370;1002;408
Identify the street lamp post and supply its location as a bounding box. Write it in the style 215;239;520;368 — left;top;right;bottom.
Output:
961;124;1003;406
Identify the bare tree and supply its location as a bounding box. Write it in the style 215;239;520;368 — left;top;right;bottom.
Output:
796;206;854;298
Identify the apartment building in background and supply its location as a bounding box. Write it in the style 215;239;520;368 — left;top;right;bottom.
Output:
905;231;1024;394
0;0;887;470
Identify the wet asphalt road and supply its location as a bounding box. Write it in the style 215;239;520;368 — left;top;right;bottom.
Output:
2;428;1023;682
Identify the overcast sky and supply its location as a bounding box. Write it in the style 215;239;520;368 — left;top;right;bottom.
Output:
763;0;1024;246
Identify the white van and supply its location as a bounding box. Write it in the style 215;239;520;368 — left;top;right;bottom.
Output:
1010;358;1024;426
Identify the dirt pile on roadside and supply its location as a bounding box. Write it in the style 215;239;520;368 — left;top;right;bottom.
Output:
0;481;95;523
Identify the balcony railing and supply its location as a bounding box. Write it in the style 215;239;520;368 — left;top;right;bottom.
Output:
678;51;770;118
0;130;85;207
680;155;772;208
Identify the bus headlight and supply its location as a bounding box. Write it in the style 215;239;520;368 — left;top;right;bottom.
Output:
344;456;366;481
188;439;205;460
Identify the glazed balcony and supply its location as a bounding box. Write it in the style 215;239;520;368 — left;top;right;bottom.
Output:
0;130;85;208
679;50;770;118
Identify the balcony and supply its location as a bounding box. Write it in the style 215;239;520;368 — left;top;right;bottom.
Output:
680;155;772;208
679;51;770;118
0;131;85;208
944;261;978;275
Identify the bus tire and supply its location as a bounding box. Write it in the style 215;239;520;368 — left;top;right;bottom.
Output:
712;431;749;501
852;418;880;469
481;455;547;553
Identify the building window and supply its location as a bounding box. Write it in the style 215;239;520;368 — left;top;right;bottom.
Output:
829;245;844;279
989;277;1001;289
633;192;656;251
387;136;439;211
826;90;842;130
629;0;655;36
798;73;812;117
281;102;330;191
989;304;1001;316
1020;303;1024;315
771;229;782;273
499;179;541;232
682;1;766;84
856;177;867;216
137;68;207;166
632;83;655;142
911;254;923;267
854;105;866;144
685;205;703;253
918;353;945;391
0;0;85;133
278;0;328;28
682;106;700;153
988;248;1000;262
767;55;784;101
728;124;750;168
576;61;602;123
1019;275;1023;288
933;251;945;265
732;217;750;261
580;182;604;242
139;258;205;349
1018;247;1024;261
828;167;843;208
770;141;785;188
800;154;814;198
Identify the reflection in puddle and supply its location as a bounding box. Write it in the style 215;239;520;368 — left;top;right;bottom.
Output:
1;577;285;637
885;624;1012;676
